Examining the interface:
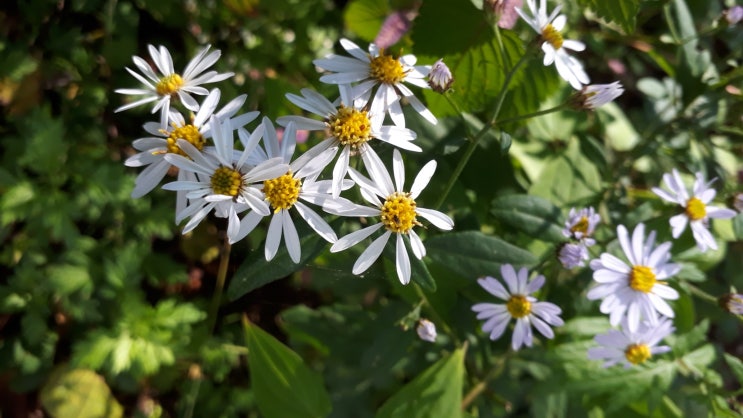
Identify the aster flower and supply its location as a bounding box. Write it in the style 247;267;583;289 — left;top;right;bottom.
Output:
587;223;681;333
115;44;234;127
328;149;453;285
161;116;289;243
125;89;258;211
276;86;418;198
486;0;523;29
312;38;436;127
515;0;589;89
558;242;588;269
587;318;674;369
651;169;736;252
573;82;624;110
416;319;437;343
472;264;564;351
563;206;600;245
231;118;352;257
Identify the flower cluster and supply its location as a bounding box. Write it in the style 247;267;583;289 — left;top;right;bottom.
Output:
115;42;453;285
558;206;600;269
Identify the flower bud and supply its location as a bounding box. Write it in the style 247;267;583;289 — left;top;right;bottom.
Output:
719;293;743;315
725;6;743;25
557;242;588;269
416;319;437;342
485;0;523;29
572;81;624;110
428;59;453;93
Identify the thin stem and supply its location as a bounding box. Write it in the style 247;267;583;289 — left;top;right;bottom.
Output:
434;52;531;210
497;103;569;126
414;284;461;345
207;236;232;333
461;352;511;410
685;282;743;324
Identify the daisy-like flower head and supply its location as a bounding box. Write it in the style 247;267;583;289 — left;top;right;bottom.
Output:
587;318;674;369
557;242;588;269
161;116;289;243
312;38;436;128
563;206;600;245
587;223;681;333
328;149;453;285
573;82;624;110
472;264;564;351
125;89;258;207
231;117;352;259
515;0;589;89
277;86;418;198
651;169;736;252
115;45;234;127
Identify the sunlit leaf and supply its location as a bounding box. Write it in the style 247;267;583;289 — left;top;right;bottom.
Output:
40;365;123;418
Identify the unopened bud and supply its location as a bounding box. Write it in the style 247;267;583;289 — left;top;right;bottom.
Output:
572;81;624;110
719;293;743;315
724;6;743;25
428;59;453;93
485;0;523;29
416;319;437;342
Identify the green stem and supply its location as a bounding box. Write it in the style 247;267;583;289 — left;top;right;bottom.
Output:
207;237;232;333
414;284;461;345
461;351;511;410
685;282;743;324
497;103;568;126
434;52;531;210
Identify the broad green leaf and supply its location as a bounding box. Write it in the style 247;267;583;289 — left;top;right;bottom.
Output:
376;348;465;418
425;231;537;278
529;138;602;206
47;264;90;295
40;366;123;418
576;0;641;33
243;318;332;418
344;0;389;42
672;288;695;333
411;0;491;56
228;221;331;301
723;353;743;387
600;102;640;152
490;194;565;243
422;31;525;117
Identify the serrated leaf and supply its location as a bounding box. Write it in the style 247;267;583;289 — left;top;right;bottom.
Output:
422;31;525;117
40;365;123;418
227;221;331;301
491;194;565;243
425;231;537;278
243;318;332;418
344;0;389;42
376;348;464;418
577;0;640;33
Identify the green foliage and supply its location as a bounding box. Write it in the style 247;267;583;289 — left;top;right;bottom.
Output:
576;0;641;33
40;366;123;418
243;319;332;418
490;194;565;243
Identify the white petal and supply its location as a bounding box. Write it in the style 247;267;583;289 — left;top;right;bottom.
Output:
395;234;411;285
352;231;391;275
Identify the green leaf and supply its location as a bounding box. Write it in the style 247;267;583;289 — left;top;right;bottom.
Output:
227;221;331;301
422;31;525;117
344;0;389;42
529;138;602;206
490;194;565;243
383;238;437;291
411;0;491;56
40;365;123;418
723;353;743;387
376;347;465;418
576;0;640;33
425;231;537;278
47;264;90;295
243;318;332;418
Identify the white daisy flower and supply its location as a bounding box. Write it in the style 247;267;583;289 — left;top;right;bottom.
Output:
575;82;624;110
472;264;564;351
328;149;453;285
276;86;418;198
115;44;234;127
161;116;289;243
651;169;736;252
125;89;258;210
312;38;436;128
558;242;589;269
587;318;674;369
230;118;352;258
515;0;589;89
563;206;600;245
587;223;681;333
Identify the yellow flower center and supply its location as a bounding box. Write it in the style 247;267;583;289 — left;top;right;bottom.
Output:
381;192;419;233
211;166;243;197
629;266;656;293
156;73;184;96
328;105;372;148
506;294;532;318
263;171;301;212
685;197;707;221
541;24;564;49
369;53;406;84
570;216;589;236
165;123;205;156
624;343;652;365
